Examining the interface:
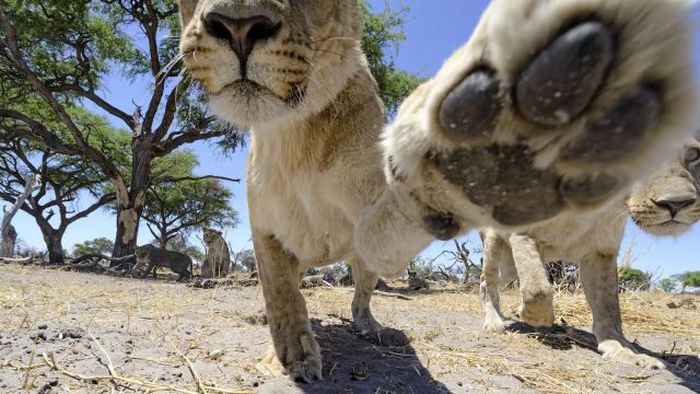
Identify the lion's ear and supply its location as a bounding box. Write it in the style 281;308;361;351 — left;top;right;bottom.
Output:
177;0;198;26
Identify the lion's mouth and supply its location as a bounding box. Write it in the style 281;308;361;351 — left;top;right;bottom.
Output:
635;219;691;235
212;78;267;96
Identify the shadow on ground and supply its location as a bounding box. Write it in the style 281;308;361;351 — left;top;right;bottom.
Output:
506;322;700;392
258;320;451;394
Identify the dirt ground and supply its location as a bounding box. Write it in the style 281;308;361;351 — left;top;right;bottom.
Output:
0;264;698;394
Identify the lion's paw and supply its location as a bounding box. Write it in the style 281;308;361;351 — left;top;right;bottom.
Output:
266;327;322;383
517;290;555;328
599;340;665;370
381;0;695;242
482;310;506;333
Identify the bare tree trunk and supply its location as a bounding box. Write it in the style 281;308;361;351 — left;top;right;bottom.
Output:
112;206;139;263
111;138;152;263
0;225;16;257
44;231;65;265
1;175;39;257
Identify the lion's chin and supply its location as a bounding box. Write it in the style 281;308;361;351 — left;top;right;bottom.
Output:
636;220;691;237
208;81;292;129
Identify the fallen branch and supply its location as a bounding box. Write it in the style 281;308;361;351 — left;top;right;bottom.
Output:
0;256;33;264
374;291;413;301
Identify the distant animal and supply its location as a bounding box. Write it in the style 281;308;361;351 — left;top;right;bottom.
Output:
132;244;192;281
202;228;231;278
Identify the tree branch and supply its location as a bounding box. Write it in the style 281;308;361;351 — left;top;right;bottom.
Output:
153;77;191;139
0;9;123;182
153;175;241;185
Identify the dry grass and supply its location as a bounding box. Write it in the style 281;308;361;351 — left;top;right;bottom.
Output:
1;264;698;393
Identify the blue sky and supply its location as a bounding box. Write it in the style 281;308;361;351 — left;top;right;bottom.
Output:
8;0;699;278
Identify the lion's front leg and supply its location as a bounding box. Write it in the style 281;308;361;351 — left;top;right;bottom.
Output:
359;0;696;275
253;233;322;382
580;252;664;370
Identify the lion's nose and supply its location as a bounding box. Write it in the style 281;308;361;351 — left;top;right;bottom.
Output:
653;196;696;217
203;12;281;73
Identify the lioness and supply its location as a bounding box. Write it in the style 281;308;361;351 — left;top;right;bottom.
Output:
178;0;696;381
133;244;193;281
480;139;700;369
202;228;232;278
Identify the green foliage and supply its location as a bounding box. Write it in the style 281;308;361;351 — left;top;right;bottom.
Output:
619;267;652;291
72;237;114;257
360;0;423;115
659;277;678;293
673;271;700;292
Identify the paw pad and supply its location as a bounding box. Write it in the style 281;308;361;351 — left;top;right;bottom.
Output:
516;21;614;126
563;87;661;163
439;68;502;141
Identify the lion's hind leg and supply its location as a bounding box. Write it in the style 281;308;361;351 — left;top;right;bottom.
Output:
581;252;664;369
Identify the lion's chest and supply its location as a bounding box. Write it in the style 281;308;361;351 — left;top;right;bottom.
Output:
248;163;354;266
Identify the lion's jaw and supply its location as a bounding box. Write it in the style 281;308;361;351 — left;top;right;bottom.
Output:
178;0;363;130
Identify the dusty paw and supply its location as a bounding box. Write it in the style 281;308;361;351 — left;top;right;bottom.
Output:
517;291;555;328
256;345;286;377
482;312;506;333
382;0;695;234
271;328;323;382
599;340;665;370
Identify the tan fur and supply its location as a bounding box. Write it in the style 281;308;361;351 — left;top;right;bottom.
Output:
480;140;700;369
178;0;696;381
202;228;231;278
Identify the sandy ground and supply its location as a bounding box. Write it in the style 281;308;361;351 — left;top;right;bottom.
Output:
0;263;698;394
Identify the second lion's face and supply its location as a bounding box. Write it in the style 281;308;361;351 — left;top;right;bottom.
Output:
177;0;362;129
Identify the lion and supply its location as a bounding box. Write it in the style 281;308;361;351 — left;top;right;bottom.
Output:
132;244;193;281
479;139;700;369
177;0;696;381
202;228;232;278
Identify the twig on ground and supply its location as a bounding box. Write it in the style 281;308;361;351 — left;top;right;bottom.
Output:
22;345;36;389
41;352;253;394
89;331;117;377
164;335;208;394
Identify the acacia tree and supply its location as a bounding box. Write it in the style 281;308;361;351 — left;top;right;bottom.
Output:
141;150;239;248
0;107;124;263
0;0;243;259
72;237;114;257
673;271;700;293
